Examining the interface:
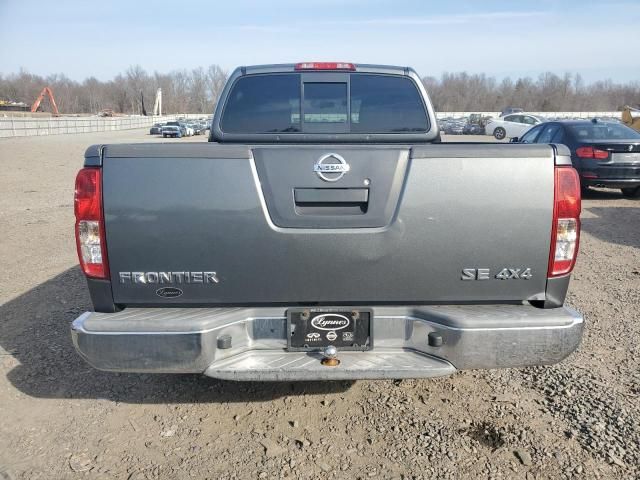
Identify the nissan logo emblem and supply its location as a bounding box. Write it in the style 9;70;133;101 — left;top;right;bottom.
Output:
313;153;350;182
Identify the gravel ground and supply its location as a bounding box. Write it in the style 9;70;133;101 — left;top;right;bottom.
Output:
0;130;638;480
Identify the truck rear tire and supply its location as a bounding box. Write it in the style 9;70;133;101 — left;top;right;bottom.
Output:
621;186;640;198
494;127;506;140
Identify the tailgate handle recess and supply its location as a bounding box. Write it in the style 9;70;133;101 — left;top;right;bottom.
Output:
294;188;369;215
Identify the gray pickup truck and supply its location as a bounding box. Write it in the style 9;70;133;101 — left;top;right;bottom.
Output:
72;62;583;381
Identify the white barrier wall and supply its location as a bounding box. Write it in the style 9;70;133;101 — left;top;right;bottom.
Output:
0;112;624;138
435;111;622;119
0;115;178;138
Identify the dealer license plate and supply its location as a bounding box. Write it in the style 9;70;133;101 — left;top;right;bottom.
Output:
287;308;372;352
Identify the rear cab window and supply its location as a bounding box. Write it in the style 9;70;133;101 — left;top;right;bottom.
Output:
220;74;301;133
220;72;429;135
351;75;428;132
303;83;348;124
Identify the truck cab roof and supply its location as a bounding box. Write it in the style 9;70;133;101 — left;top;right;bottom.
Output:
239;63;412;75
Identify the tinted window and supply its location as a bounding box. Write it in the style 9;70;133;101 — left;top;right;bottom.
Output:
303;83;347;123
221;74;301;133
350;75;428;132
551;127;566;144
504;115;522;123
220;72;429;134
520;125;543;143
568;123;640;141
522;116;538;125
536;124;560;143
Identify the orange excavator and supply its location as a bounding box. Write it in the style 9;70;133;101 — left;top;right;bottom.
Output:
621;106;640;132
31;87;60;115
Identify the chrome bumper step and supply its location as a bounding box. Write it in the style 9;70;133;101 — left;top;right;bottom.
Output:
205;349;455;381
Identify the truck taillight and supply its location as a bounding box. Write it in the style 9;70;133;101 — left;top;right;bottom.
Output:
294;62;356;71
548;167;581;277
74;168;109;279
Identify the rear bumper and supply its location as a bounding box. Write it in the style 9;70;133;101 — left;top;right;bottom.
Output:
579;164;640;188
71;304;584;381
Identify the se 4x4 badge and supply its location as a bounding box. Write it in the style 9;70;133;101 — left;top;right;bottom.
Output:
461;268;533;280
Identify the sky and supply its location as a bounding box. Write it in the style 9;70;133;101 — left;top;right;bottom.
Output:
1;0;639;83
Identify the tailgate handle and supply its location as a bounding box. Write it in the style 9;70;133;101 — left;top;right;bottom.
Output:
294;188;369;215
294;188;369;204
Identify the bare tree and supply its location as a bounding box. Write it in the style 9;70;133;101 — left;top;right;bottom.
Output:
423;72;640;112
1;65;636;114
207;65;228;108
190;67;209;113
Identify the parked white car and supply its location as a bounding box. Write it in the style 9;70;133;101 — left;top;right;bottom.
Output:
485;114;546;140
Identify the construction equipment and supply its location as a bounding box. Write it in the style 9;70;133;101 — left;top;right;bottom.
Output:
468;113;492;127
621;106;640;132
31;87;59;115
0;99;29;112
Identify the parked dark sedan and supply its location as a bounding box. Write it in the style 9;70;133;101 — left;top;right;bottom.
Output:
149;123;164;135
161;125;182;138
166;121;187;136
513;119;640;197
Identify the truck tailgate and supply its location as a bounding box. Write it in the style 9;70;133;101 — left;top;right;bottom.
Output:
102;143;555;305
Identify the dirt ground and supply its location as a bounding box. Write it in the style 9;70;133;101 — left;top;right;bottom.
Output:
0;130;638;480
